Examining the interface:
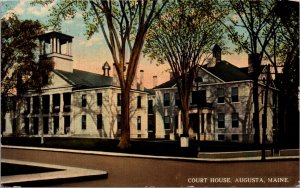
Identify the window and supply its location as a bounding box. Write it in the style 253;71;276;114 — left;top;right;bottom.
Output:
192;90;206;105
137;96;142;108
42;95;50;113
148;100;153;114
218;113;225;128
53;116;59;134
64;116;70;134
175;92;180;106
63;93;71;112
218;134;225;141
82;115;86;130
232;113;239;128
24;97;30;114
33;117;39;134
232;134;239;141
217;88;224;103
24;118;29;134
97;93;102;106
175;115;179;130
43;117;49;134
82;94;87;107
1;118;6;134
97;114;103;129
53;94;60;113
137;116;141;131
12;118;17;133
231;87;239;102
164;93;170;106
117;93;121;106
7;97;16;111
164;116;170;129
33;96;40;114
117;114;121;129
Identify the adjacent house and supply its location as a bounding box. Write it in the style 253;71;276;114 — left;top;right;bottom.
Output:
154;45;278;144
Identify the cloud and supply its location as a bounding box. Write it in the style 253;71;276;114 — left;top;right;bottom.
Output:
2;0;26;18
79;35;103;47
13;0;26;15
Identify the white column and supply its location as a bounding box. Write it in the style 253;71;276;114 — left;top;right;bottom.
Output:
178;110;182;135
43;41;46;54
53;37;57;53
66;41;69;55
57;38;61;54
50;38;53;53
69;41;72;56
49;95;53;134
59;93;64;134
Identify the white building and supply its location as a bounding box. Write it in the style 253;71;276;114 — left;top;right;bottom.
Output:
2;31;149;139
154;45;277;143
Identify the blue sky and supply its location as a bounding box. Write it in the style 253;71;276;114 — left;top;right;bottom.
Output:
1;0;254;88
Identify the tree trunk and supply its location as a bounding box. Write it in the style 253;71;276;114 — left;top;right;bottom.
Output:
13;98;23;137
118;86;131;149
181;104;190;137
253;78;260;144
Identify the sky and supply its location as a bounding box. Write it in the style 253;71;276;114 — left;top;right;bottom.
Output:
1;0;254;88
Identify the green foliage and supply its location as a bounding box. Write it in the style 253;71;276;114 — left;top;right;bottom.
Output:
224;0;279;56
1;14;54;115
1;14;45;96
144;0;227;72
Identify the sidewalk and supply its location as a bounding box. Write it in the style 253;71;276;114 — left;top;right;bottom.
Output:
1;158;108;187
2;145;299;162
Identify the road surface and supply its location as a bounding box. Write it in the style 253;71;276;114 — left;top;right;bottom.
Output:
2;147;299;187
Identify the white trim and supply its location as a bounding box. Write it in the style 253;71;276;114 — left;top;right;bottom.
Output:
200;67;225;83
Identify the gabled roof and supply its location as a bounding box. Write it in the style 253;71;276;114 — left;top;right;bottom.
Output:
54;69;113;90
154;79;177;89
203;60;251;82
155;60;252;89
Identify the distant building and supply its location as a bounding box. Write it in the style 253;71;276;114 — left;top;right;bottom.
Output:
154;45;278;143
2;31;149;139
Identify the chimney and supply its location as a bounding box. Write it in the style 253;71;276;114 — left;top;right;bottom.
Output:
248;53;260;77
212;44;222;63
140;70;144;91
153;76;158;88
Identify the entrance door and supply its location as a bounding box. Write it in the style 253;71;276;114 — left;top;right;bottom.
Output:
64;116;70;134
189;113;199;135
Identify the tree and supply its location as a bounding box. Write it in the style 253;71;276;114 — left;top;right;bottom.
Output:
1;14;53;136
222;0;280;145
144;0;226;137
263;0;299;147
32;0;168;148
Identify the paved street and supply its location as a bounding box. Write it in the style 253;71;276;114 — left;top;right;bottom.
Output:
2;147;299;187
